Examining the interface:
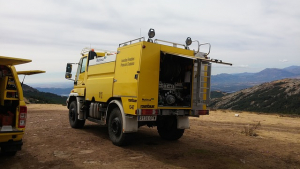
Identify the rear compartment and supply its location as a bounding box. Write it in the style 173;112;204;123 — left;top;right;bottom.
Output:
0;56;41;154
0;65;25;155
0;65;21;132
158;52;194;107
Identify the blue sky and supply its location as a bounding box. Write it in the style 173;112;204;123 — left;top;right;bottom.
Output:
0;0;299;85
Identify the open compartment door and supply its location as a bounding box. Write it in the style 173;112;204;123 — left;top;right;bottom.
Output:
0;56;31;66
192;60;211;113
17;70;46;75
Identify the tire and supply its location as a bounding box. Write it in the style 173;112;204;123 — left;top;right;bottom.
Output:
69;101;85;129
108;108;128;146
1;148;17;156
157;116;184;141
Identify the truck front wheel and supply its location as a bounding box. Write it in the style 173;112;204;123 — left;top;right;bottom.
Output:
69;101;85;129
108;108;128;146
157;116;184;140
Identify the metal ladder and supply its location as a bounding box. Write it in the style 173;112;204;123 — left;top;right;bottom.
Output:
192;60;211;110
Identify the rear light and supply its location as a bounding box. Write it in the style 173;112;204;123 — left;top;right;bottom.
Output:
136;109;159;115
195;110;209;115
19;106;27;128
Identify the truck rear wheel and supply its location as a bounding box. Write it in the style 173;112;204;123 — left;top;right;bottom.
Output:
69;101;85;129
108;108;128;146
157;116;184;140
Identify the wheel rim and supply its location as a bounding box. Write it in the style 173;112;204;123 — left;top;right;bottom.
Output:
69;107;76;122
111;117;121;136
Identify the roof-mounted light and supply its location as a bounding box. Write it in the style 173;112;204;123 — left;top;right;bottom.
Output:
148;28;155;38
185;37;192;46
147;28;155;42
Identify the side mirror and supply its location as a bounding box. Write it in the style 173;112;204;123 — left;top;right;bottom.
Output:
65;72;72;79
66;63;72;73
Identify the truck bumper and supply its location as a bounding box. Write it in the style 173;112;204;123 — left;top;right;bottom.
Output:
0;140;23;152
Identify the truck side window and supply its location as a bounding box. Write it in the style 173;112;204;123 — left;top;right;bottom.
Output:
80;57;87;73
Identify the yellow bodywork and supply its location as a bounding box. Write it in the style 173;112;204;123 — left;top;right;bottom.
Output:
17;70;46;75
86;60;115;101
74;41;209;116
0;56;31;65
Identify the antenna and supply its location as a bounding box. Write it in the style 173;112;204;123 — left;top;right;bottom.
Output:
140;28;141;37
21;75;26;86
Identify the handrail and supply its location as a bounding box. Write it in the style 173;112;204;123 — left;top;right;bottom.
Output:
193;40;211;56
119;37;145;47
199;43;211;56
199;58;232;66
154;39;186;48
193;40;200;53
80;47;116;56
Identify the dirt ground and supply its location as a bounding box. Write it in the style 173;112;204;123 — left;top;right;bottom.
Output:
1;104;300;169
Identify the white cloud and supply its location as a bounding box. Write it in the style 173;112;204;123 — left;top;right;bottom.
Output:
236;65;249;68
279;59;288;62
0;0;299;84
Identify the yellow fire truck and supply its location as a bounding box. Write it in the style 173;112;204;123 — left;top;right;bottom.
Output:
65;29;231;146
0;56;45;155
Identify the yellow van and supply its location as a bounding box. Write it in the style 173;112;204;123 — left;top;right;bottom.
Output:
0;56;44;155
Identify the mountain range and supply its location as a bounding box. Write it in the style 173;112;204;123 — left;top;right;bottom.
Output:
209;78;300;114
211;65;300;92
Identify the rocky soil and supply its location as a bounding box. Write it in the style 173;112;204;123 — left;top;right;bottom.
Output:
1;104;300;168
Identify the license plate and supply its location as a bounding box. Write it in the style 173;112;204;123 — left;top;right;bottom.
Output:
137;116;157;121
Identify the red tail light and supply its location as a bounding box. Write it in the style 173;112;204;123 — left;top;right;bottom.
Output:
196;110;209;115
19;106;27;128
136;109;159;115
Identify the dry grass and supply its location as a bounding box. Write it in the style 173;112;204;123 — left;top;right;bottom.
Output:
242;121;261;136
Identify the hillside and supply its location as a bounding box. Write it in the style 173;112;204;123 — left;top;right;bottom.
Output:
209;78;300;114
36;87;72;96
211;65;300;92
210;91;227;99
22;84;67;104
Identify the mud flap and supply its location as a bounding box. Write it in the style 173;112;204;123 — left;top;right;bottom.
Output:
109;100;138;133
124;115;138;133
177;116;190;129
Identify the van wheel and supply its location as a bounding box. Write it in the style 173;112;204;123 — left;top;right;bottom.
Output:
1;148;17;156
69;101;85;129
157;116;184;140
108;108;128;146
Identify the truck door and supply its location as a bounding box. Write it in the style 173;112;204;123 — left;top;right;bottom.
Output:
75;57;87;87
113;43;141;97
72;57;87;97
